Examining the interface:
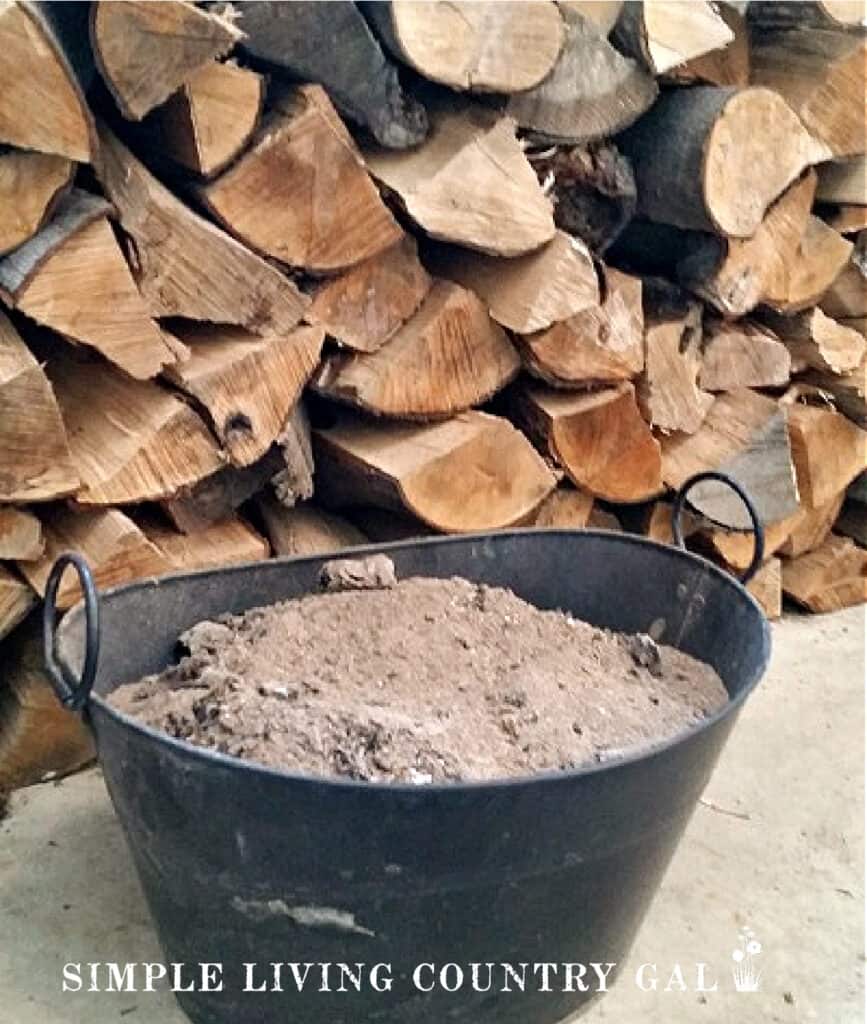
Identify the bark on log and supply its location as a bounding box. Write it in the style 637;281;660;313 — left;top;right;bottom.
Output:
817;155;867;205
425;230;599;334
801;364;867;426
663;3;750;87
365;104;555;258
313;409;557;532
313;280;519;419
96;126;308;334
257;496;367;557
233;0;427;149
164;323;324;467
511;381;663;502
201;86;403;273
309;236;432;354
517;265;644;387
0;310;78;503
760;308;866;376
748;1;867;30
661;388;800;528
143;60;265;179
782;534;867;612
750;28;867;159
506;6;656;143
19;506;172;609
638;303;712;435
90;0;241;121
699;319;791;392
613;1;736;76
0;1;96;161
0;507;43;562
0;148;74;257
0;190;179;379
617;86;817;237
365;1;564;94
45;349;224;506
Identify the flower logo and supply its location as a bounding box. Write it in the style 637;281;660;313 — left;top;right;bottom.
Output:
732;928;763;992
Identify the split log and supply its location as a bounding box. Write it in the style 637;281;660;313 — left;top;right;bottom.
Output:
675;170;817;317
45;350;223;507
257;496;367;557
164;323;324;467
559;1;623;35
617;86;817;237
760;308;866;376
821;232;867;319
234;0;427;149
506;6;656;143
781;534;867;612
313;409;557;532
365;104;555;258
641;500;701;546
835;501;867;547
0;310;78;503
201;86;403;273
801;363;867;427
271;403;315;509
661;388;800;528
90;0;241;121
663;3;750;87
143;60;265;179
527;142;637;254
0;567;35;643
0;1;96;161
19;507;172;609
750;28;867;160
309;236;432;354
366;1;564;94
639;303;712;435
817;155;867;205
587;506;623;531
779;492;846;559
313;280;520;419
705;515;794;572
761;215;853;314
786;402;867;509
699;319;791;392
0;190;179;379
511;381;663;502
0;508;43;562
822;205;867;235
517;265;644;387
748;1;867;30
746;557;782;621
0;148;74;257
138;514;269;571
425;230;599;334
613;1;736;76
530;485;595;528
96;126;308;334
0;619;94;790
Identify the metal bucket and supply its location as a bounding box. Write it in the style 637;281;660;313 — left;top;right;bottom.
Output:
45;474;770;1024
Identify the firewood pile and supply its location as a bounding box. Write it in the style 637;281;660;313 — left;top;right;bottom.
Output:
0;0;865;788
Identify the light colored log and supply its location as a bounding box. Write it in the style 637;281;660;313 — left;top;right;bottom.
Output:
639;304;712;435
90;0;241;121
138;514;269;571
314;409;557;532
201;86;403;273
761;308;866;376
96;125;308;334
0;566;35;643
664;3;750;86
365;103;555;258
309;235;432;354
786;401;867;509
530;485;595;528
780;492;847;559
0;508;43;562
313;280;519;419
613;1;735;75
699;319;791;391
821;231;867;319
0;148;74;257
747;557;782;620
257;496;367;557
164;323;324;467
426;230;599;334
761;215;853;314
782;534;867;613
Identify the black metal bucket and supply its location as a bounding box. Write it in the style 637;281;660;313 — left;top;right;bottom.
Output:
45;475;770;1024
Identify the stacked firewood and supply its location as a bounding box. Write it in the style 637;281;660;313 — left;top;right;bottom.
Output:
0;0;865;788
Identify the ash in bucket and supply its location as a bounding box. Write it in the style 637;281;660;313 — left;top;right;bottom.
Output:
108;555;727;783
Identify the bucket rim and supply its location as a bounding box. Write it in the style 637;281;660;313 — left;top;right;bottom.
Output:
57;528;773;794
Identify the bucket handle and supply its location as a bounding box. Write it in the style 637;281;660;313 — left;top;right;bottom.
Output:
43;553;101;712
671;472;765;586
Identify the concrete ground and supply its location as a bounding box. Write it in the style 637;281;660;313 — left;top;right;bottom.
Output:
0;608;863;1024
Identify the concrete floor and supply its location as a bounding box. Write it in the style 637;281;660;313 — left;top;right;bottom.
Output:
0;608;863;1024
